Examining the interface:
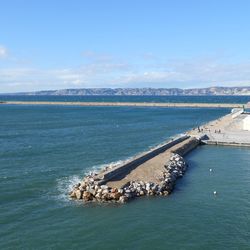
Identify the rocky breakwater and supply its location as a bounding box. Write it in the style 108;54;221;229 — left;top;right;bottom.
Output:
69;153;188;203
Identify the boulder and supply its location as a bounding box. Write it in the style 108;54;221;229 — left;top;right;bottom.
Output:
146;183;151;191
100;185;109;190
102;193;110;201
111;192;122;200
89;188;96;196
97;188;103;194
95;193;102;199
111;188;118;193
80;182;87;189
102;189;109;194
83;191;93;201
69;191;76;198
139;190;145;196
118;188;124;194
75;190;83;200
119;196;128;203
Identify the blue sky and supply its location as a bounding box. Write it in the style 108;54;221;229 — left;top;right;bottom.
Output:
1;0;250;92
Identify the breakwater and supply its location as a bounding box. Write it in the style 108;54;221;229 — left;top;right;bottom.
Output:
0;100;243;108
69;135;201;203
96;135;189;185
70;153;188;203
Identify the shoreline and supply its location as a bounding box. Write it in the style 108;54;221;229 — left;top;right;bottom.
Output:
0;100;243;108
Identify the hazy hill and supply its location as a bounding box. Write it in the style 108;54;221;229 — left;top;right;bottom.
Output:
5;86;250;96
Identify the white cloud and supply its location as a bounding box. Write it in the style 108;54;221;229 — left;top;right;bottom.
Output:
113;58;250;88
1;52;250;93
0;45;8;58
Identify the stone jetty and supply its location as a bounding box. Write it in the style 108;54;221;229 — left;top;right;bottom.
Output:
69;153;188;203
69;135;200;203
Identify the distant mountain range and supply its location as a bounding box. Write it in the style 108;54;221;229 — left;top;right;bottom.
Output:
4;86;250;96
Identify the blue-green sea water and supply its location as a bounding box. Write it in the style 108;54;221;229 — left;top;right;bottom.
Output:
0;94;249;104
1;96;250;249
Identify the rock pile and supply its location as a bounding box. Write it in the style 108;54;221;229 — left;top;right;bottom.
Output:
69;177;128;203
69;153;187;203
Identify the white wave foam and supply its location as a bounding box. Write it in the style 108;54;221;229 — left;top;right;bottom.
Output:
56;175;82;203
83;158;132;176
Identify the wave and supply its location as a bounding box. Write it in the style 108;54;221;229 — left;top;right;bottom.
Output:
55;158;134;203
56;175;82;203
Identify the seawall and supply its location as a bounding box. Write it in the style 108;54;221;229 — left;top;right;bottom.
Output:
69;135;201;203
0;101;243;108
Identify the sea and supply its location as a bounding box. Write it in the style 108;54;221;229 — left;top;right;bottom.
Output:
0;95;250;250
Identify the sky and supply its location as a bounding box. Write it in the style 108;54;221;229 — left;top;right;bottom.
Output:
1;0;250;93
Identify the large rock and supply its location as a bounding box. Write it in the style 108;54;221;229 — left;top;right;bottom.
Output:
69;191;76;198
139;190;145;196
110;192;122;200
119;196;128;203
80;182;87;188
88;188;96;196
100;185;109;190
111;188;118;193
83;191;93;201
118;188;124;194
95;193;102;199
75;190;83;200
146;183;151;191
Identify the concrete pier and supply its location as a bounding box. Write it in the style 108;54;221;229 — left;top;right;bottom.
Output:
99;136;200;188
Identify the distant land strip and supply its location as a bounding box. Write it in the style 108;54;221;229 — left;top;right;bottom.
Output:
0;101;244;108
3;86;250;95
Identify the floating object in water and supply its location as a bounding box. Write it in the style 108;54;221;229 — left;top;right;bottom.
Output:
209;168;213;172
213;191;217;195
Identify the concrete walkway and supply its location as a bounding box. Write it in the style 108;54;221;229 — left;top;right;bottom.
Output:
189;112;250;145
104;137;200;188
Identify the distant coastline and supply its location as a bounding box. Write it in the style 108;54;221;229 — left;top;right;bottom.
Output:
1;86;250;96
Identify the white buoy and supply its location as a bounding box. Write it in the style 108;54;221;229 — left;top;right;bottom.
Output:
209;168;213;172
213;191;217;195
